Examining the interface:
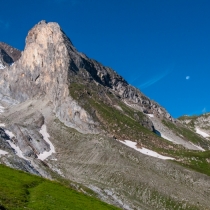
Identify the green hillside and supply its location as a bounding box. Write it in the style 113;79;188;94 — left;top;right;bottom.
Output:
0;164;120;210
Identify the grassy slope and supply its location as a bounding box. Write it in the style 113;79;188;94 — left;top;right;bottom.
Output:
175;150;210;176
162;119;210;148
162;119;210;176
178;113;210;130
0;164;120;210
69;82;210;177
69;82;182;151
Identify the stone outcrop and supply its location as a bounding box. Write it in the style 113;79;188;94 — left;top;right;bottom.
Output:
0;42;21;69
0;21;97;133
0;42;21;62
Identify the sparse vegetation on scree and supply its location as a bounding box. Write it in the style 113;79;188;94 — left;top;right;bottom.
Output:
69;82;210;177
0;164;120;210
162;120;209;147
69;82;182;150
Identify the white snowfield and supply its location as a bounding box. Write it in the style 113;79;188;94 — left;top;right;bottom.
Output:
5;130;15;138
147;114;154;118
0;105;4;113
5;129;28;160
160;134;174;142
7;140;28;160
118;140;174;160
1;105;29;160
0;149;8;155
195;127;210;138
0;63;5;70
38;124;55;161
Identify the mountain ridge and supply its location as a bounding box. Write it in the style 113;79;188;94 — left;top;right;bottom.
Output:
0;42;21;69
0;20;173;135
0;20;210;210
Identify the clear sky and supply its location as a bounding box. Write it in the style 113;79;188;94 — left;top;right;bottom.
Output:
1;0;210;118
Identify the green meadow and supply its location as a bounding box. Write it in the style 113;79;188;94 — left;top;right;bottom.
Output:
0;164;120;210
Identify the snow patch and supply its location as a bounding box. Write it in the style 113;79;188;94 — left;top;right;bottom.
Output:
38;124;55;161
5;130;15;138
123;100;133;107
118;140;174;160
0;108;28;160
51;158;57;161
0;63;5;69
161;134;174;143
5;130;28;160
7;140;28;160
0;149;8;155
53;168;63;176
195;127;210;138
0;105;4;113
147;114;154;118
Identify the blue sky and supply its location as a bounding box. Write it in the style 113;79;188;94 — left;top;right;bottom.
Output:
1;0;210;118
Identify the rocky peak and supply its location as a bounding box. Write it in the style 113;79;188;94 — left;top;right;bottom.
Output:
0;20;173;135
0;21;98;133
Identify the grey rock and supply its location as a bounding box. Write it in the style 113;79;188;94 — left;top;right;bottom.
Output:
0;21;172;135
0;42;21;67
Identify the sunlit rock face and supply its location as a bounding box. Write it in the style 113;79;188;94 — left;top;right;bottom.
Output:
0;20;172;134
0;21;98;133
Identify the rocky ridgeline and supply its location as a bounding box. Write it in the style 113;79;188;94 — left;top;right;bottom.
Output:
0;20;172;134
0;42;21;61
179;113;210;132
0;42;21;68
0;21;210;210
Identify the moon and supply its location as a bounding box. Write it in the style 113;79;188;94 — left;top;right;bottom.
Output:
186;76;190;80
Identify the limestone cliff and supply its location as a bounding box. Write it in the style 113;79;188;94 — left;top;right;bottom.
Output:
0;21;97;133
0;20;173;135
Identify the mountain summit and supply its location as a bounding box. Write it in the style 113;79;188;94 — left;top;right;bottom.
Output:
0;20;172;134
0;21;210;210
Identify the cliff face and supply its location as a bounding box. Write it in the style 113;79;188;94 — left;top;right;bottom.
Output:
0;21;97;133
0;20;172;135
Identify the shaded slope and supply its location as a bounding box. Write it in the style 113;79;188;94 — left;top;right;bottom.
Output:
0;42;21;62
0;42;21;69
